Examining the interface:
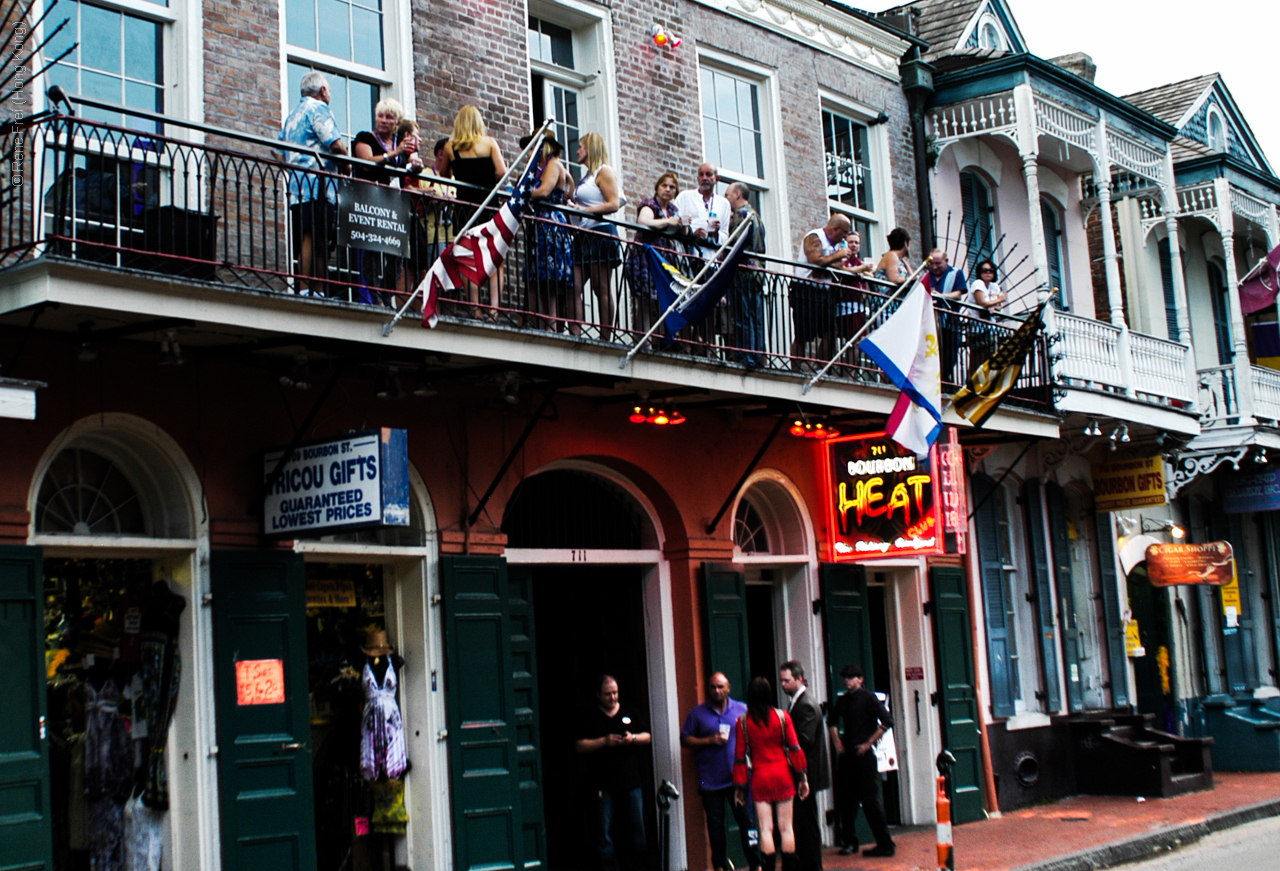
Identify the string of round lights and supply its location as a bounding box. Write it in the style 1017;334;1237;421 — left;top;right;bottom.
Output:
629;406;686;426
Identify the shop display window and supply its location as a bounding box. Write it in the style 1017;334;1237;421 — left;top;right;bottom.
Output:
43;558;186;871
305;562;408;871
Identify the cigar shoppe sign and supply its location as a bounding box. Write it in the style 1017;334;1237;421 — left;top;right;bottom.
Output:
823;432;943;560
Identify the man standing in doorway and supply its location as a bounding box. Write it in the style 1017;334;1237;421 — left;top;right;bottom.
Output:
827;664;895;858
578;675;652;871
681;672;761;871
779;661;830;871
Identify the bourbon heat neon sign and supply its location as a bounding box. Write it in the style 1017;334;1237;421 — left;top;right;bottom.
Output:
823;432;944;560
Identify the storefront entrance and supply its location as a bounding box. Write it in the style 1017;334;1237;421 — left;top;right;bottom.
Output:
212;554;414;871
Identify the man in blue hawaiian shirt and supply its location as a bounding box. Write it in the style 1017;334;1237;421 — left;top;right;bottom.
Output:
278;71;348;294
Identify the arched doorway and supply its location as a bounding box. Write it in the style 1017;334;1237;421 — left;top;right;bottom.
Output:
20;415;208;871
501;468;660;871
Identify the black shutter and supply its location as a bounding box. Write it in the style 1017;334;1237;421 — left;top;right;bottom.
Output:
1023;479;1062;711
972;474;1017;717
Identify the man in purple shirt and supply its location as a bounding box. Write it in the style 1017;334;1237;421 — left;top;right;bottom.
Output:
681;672;761;871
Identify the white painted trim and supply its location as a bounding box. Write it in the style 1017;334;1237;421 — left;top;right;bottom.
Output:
1172;81;1220;132
0;383;37;419
1004;711;1052;731
505;548;662;564
294;540;432;561
737;554;810;565
32;534;200;556
818;91;896;256
695;46;789;260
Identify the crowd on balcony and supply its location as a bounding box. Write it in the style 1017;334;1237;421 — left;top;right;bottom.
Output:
276;71;1011;372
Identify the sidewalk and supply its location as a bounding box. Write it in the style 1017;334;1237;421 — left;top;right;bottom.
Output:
822;771;1280;871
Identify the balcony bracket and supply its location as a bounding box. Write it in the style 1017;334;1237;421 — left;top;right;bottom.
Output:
1170;446;1251;497
704;414;787;536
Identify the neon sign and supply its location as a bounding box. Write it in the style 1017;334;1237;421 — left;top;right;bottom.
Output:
823;432;943;560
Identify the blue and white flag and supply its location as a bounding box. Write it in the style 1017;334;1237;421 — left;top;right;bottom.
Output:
859;281;942;456
645;221;753;337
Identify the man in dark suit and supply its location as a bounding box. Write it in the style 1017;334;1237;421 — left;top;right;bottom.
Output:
780;660;830;871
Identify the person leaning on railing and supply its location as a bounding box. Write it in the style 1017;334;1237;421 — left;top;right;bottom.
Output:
964;259;1006;373
440;105;508;320
278;70;349;296
791;214;852;368
571;132;625;342
521;132;576;333
625;171;688;341
352;98;415;308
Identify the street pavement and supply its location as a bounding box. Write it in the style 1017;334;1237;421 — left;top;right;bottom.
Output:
1104;815;1280;871
818;771;1280;871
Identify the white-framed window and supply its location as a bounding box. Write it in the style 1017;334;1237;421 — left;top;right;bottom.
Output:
527;0;615;184
821;95;894;258
43;0;174;133
281;0;406;142
1207;105;1228;152
974;10;1006;51
696;51;783;256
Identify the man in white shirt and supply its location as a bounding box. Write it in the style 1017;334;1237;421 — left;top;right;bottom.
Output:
675;163;732;248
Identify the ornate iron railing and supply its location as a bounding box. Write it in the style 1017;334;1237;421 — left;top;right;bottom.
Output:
0;111;1053;406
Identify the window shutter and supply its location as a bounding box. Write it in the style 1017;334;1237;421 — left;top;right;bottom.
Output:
960;172;994;274
1041;199;1064;309
701;562;751;696
820;563;873;697
1158;238;1179;341
1045;482;1082;712
1022;479;1062;711
1092;512;1128;707
972;474;1016;717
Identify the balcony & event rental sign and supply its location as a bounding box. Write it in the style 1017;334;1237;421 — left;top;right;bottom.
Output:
263;428;410;536
337;180;411;257
1092;455;1168;512
823;432;943;560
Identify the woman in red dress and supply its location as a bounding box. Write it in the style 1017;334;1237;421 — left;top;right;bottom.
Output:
733;677;809;871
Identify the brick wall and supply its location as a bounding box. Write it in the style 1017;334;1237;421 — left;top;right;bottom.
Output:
1086;201;1127;323
203;0;282;140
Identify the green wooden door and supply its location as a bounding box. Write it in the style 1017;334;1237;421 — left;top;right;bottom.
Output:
930;566;985;823
441;555;524;871
0;545;52;871
701;562;751;696
820;563;876;844
212;550;316;871
820;563;873;695
508;566;546;871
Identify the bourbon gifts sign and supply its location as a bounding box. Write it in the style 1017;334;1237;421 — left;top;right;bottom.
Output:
823;432;942;560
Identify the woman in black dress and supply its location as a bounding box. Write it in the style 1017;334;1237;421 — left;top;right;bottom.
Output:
352;98;416;306
440;105;508;319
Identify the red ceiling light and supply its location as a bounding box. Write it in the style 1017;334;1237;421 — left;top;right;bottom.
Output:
790;419;806;436
789;416;840;439
651;409;671;425
668;409;686;425
629;405;648;423
628;404;686;426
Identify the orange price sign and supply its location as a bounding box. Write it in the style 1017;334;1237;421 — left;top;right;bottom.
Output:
235;659;286;705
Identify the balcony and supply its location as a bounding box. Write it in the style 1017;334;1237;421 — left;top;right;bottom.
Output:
1200;364;1280;427
1052;311;1199;433
0;110;1055;426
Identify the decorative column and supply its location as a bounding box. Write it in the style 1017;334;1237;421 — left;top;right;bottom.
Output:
1162;151;1198;403
1267;203;1280;251
1216;176;1256;425
1013;84;1049;292
1095;117;1134;395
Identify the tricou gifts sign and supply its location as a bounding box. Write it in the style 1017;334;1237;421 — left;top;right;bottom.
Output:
263;428;410;536
823;432;942;560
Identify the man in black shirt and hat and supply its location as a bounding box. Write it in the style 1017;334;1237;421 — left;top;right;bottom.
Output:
826;664;895;858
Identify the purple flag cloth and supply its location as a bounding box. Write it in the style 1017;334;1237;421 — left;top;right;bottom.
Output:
1239;243;1280;315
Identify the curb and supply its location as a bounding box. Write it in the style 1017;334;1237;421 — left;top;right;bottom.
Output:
1010;797;1280;871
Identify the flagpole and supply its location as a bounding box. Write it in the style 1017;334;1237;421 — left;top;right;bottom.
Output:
618;213;755;369
802;258;929;394
382;117;556;337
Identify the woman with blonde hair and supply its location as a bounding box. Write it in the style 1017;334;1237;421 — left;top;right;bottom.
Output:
441;105;509;319
352;98;416;306
572;132;625;341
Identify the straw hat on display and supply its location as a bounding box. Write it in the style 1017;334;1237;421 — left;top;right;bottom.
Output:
361;629;394;657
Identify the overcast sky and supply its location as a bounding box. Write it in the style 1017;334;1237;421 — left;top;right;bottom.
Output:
859;0;1278;170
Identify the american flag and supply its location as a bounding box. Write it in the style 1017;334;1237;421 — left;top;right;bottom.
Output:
421;154;540;327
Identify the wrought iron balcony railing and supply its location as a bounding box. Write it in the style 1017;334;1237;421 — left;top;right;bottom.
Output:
0;109;1052;408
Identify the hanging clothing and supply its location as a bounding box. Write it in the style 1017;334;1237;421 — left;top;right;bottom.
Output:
85;679;131;799
370;778;409;835
123;793;165;871
68;731;89;852
89;797;125;871
360;660;408;780
140;582;185;810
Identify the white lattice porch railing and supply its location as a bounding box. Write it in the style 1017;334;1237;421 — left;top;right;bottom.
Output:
1252;365;1280;424
1178;182;1218;216
1056;312;1125;391
1034;96;1097;153
1232;186;1273;226
1057;313;1194;405
929;92;1017;146
1129;332;1194;403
